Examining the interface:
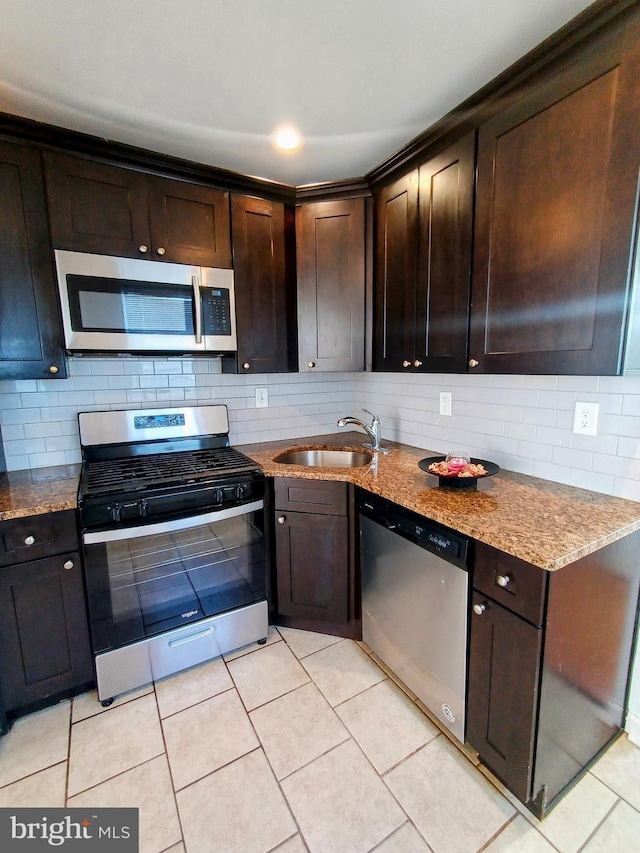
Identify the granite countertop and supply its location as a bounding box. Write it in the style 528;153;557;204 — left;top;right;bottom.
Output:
0;464;81;521
238;431;640;571
3;432;640;571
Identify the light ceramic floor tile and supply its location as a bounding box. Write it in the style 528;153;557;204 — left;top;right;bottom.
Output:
277;625;343;659
534;771;618;852
155;656;233;718
162;688;259;790
67;755;181;853
281;739;405;853
300;640;386;707
484;816;557;852
249;682;349;780
163;845;185;853
372;821;432;852
590;734;640;811
336;679;439;773
385;736;515;853
581;799;640;851
0;702;70;788
223;625;282;662
0;763;67;807
67;693;164;797
176;748;296;853
273;836;307;853
72;684;153;723
227;641;310;711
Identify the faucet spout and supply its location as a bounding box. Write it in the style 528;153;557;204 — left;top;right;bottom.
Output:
336;409;390;454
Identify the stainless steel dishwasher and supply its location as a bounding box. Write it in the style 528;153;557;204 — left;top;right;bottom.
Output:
359;493;470;743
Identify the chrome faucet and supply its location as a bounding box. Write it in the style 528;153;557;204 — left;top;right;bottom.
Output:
337;409;390;454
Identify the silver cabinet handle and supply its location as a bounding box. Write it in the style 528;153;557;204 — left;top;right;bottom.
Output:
243;362;251;370
413;360;423;368
24;535;35;546
277;516;286;524
63;560;74;570
192;275;202;344
496;574;511;588
469;358;479;368
156;247;166;256
138;245;148;253
307;361;315;368
473;603;486;616
402;360;411;368
48;365;59;374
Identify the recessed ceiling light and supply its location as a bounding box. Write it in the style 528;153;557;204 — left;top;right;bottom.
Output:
274;127;301;151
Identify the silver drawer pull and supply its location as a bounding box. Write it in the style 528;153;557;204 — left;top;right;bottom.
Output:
63;560;74;570
168;626;214;648
278;515;286;524
496;574;511;588
473;603;486;616
24;535;35;546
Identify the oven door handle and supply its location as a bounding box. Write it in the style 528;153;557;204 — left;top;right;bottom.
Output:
192;274;203;344
82;499;264;544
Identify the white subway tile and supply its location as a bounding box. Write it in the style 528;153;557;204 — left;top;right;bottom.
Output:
1;424;24;441
6;455;30;470
569;469;614;495
108;375;141;390
533;460;571;484
19;392;60;409
67;359;92;376
600;413;640;439
501;455;535;475
557;376;600;392
551;446;592;470
612;477;640;502
1;408;42;425
168;375;196;388
572;433;619;455
58;391;96;406
45;435;80;453
37;378;74;391
521;407;556;427
5;438;45;456
29;451;67;468
517;440;553;462
535;426;573;447
538;390;577;410
123;360;155;375
592;453;640;480
522;376;559;390
89;360;125;376
24;422;63;439
72;376;108;391
94;390;129;405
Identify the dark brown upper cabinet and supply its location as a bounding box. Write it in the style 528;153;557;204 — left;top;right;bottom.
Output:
43;152;232;267
469;21;640;375
0;140;66;380
296;198;365;372
373;133;475;372
222;194;297;374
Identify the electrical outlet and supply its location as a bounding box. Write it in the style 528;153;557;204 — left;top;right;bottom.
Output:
439;392;452;417
255;387;268;408
573;401;599;436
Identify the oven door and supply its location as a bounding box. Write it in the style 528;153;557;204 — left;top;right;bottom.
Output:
82;501;266;656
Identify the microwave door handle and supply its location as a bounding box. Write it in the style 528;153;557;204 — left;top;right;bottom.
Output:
192;274;203;344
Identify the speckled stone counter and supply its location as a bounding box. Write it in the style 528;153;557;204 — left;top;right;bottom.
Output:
0;465;81;521
238;432;640;571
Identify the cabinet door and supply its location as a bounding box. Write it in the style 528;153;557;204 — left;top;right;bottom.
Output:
469;28;640;374
467;591;542;803
0;552;94;712
415;133;474;373
0;141;66;379
146;176;232;267
44;152;150;259
373;171;419;371
225;195;297;374
296;199;365;371
275;510;349;625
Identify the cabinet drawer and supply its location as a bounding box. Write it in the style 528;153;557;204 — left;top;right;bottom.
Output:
0;510;79;567
474;542;547;626
274;478;347;516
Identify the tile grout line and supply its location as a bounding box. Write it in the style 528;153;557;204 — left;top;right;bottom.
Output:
152;683;186;852
574;797;623;853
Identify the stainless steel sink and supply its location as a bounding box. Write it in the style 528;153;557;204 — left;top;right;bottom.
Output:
275;449;373;468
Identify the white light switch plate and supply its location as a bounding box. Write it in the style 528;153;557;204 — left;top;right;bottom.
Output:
255;387;268;408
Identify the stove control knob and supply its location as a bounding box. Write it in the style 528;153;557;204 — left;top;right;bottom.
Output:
138;499;149;518
110;503;123;522
235;483;247;499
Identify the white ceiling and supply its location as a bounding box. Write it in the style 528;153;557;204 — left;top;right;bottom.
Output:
0;0;596;186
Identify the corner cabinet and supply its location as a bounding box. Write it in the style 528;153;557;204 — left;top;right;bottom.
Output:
0;511;94;719
223;195;297;374
373;132;475;373
43;152;232;267
0;140;67;380
271;478;359;638
296;198;365;372
469;19;640;375
467;536;640;818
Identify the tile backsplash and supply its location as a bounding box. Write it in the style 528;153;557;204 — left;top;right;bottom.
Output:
1;358;640;503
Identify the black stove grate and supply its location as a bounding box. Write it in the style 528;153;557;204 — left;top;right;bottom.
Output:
84;447;260;496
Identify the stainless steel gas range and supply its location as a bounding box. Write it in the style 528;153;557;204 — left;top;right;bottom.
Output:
77;405;267;705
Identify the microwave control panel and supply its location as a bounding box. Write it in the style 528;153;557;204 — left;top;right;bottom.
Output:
203;288;232;336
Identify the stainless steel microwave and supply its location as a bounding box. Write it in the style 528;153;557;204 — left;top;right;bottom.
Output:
54;250;237;354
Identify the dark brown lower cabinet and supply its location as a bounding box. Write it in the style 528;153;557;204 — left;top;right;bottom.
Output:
467;534;640;817
272;478;359;638
0;511;94;719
